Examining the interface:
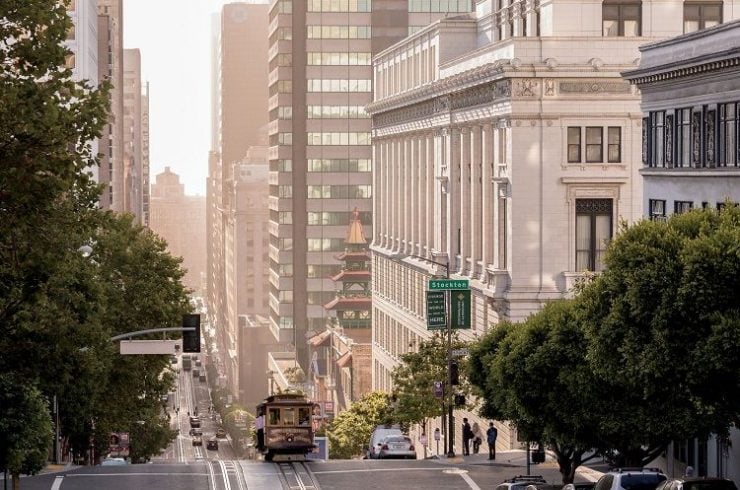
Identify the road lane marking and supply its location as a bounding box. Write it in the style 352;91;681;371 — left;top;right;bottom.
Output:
460;472;482;490
206;460;218;490
51;476;64;490
218;460;232;490
67;473;210;477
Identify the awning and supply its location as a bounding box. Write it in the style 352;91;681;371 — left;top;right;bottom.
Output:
308;330;332;347
336;351;352;368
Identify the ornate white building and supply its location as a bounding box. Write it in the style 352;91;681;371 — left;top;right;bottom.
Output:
368;0;740;452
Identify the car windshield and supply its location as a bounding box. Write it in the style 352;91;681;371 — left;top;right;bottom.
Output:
685;482;738;490
621;475;667;490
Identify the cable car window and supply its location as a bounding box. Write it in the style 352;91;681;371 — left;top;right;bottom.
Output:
282;407;296;426
268;408;281;425
298;407;311;426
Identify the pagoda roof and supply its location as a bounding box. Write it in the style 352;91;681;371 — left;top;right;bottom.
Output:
336;250;371;260
345;207;368;245
331;270;371;282
323;296;372;311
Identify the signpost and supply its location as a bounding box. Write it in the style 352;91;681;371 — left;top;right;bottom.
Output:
451;290;471;329
426;291;446;329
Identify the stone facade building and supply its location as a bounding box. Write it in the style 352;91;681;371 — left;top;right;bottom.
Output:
623;19;740;483
367;0;740;454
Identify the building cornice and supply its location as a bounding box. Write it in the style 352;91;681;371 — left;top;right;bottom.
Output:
623;50;740;86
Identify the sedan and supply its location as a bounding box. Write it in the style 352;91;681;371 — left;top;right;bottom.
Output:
206;438;219;450
189;427;203;437
562;484;596;490
100;457;127;466
377;435;416;459
216;428;227;438
192;435;203;446
656;478;738;490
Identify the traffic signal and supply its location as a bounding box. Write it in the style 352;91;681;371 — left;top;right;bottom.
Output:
182;314;201;353
450;361;460;385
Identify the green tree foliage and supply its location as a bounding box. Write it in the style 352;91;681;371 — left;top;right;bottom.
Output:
0;375;54;488
326;392;392;459
391;332;472;429
580;206;740;466
469;302;604;483
0;0;190;466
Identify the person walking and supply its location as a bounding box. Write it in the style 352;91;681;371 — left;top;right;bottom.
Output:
462;418;473;456
486;422;498;460
472;422;483;454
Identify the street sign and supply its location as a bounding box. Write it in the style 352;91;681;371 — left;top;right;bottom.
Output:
433;381;444;399
426;291;446;329
451;289;471;329
428;279;469;290
451;348;469;357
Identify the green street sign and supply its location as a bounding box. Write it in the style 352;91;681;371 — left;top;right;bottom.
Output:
428;279;469;290
426;291;446;330
451;289;471;329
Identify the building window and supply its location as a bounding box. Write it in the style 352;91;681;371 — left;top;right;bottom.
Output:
676;108;692;167
603;1;641;36
649;199;666;221
607;127;622;162
650;111;666;167
684;2;722;33
586;127;603;163
674;201;693;214
576;199;613;272
718;103;738;167
567;127;581;163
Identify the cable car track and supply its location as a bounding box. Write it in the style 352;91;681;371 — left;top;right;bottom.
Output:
277;462;319;490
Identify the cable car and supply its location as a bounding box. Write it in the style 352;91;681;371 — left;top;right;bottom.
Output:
256;392;315;461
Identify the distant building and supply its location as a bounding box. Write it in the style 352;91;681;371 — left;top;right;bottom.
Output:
149;167;207;296
207;2;270;404
66;0;99;181
123;49;146;224
623;20;740;483
97;0;125;211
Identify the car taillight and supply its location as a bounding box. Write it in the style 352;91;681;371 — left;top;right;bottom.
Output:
381;444;389;450
409;445;415;451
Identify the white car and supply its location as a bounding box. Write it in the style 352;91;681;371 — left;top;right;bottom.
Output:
594;468;667;490
100;457;127;466
367;425;403;459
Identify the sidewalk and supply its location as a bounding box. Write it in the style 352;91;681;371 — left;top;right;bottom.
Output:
39;462;79;475
431;449;606;482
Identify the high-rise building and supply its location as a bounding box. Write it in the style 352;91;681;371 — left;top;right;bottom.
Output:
123;48;145;223
266;0;473;371
97;0;125;211
149;167;207;295
367;0;740;454
141;82;150;226
207;2;270;402
66;0;99;181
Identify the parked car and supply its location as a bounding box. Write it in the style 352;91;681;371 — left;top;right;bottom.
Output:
562;483;596;490
496;476;549;490
367;425;403;459
192;435;203;446
655;478;737;490
594;468;667;490
100;457;127;466
376;435;416;459
189;427;203;437
206;438;219;450
216;428;227;438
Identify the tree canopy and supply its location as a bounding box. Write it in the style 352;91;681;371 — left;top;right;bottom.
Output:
326;391;393;459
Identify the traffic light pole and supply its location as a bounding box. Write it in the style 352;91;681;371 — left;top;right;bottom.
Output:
407;254;455;458
109;327;195;342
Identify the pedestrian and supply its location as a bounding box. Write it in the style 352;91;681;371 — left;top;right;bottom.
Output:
472;422;483;454
486;422;498;460
462;418;473;456
685;466;694;477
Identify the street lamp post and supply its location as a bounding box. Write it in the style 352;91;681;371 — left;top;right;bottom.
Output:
406;254;455;458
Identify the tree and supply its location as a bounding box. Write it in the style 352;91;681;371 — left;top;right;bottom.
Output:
390;332;472;439
580;206;740;466
0;375;54;490
470;302;605;483
326;392;392;459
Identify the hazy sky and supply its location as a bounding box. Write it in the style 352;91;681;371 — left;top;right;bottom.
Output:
124;0;235;196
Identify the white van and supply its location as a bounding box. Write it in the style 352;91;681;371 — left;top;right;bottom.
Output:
367;425;403;459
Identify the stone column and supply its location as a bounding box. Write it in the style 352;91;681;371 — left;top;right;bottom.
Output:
459;127;471;274
446;127;460;261
471;125;483;277
373;139;381;246
481;123;494;271
425;133;434;256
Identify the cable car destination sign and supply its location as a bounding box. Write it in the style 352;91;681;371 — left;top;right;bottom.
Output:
426;279;471;330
